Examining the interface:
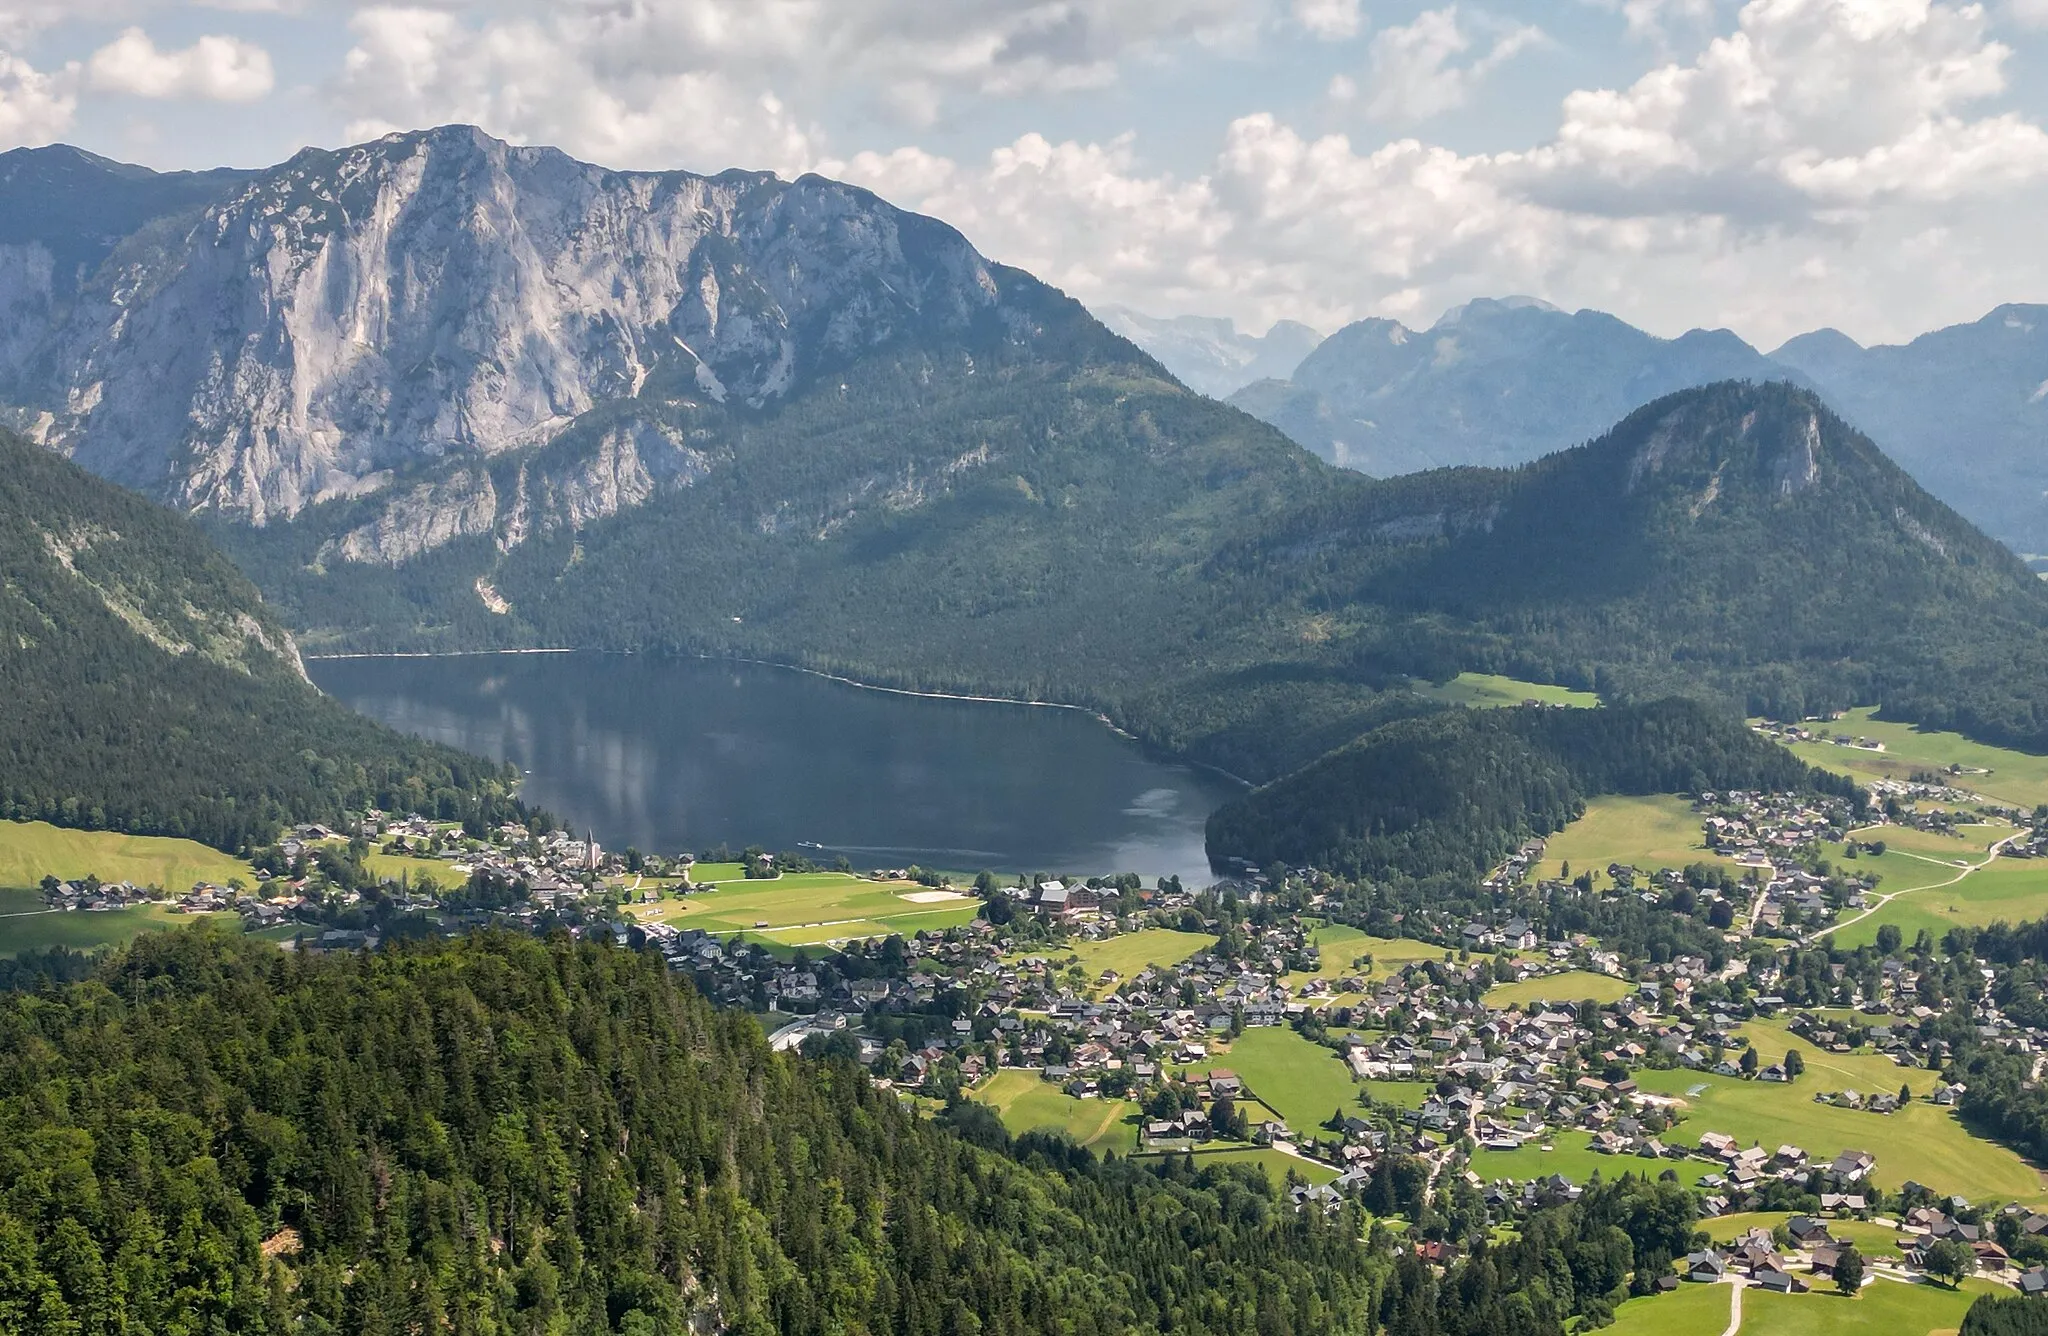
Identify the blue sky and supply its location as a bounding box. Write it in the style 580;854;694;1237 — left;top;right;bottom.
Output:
7;1;2048;348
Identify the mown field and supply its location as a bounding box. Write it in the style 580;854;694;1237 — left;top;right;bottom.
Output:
1282;923;1450;993
1484;970;1634;1009
1471;1134;1716;1189
1605;1280;1729;1336
1634;1053;2043;1203
1741;1277;1999;1336
635;871;981;945
0;819;251;892
1704;1212;1905;1258
1141;1147;1341;1188
1061;929;1214;993
1786;707;2048;809
1412;673;1602;710
969;1069;1140;1153
1536;795;1736;884
1179;1026;1360;1133
0;903;242;957
1828;821;2048;948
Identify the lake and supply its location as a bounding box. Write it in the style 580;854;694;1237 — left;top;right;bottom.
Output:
308;652;1241;887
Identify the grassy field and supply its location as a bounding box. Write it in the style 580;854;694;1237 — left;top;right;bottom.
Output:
363;852;460;890
1605;1281;1730;1336
1060;929;1215;992
1704;1212;1905;1258
1828;823;2048;947
970;1070;1139;1152
1741;1278;1998;1336
1536;796;1736;884
1182;1027;1361;1133
1413;673;1602;709
1159;1147;1340;1187
0;820;251;891
1484;970;1633;1009
1472;1133;1716;1188
1632;1060;2043;1202
1786;707;2048;809
634;871;980;946
1284;924;1451;991
686;862;748;883
0;904;239;957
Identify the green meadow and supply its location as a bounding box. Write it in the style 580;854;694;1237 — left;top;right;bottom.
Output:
1536;795;1736;885
1471;1134;1716;1189
1484;970;1634;1009
636;870;981;945
1062;929;1215;993
970;1070;1139;1152
1181;1026;1361;1133
0;819;252;892
1604;1280;1729;1336
1413;673;1602;710
1740;1278;1999;1336
1786;707;2048;809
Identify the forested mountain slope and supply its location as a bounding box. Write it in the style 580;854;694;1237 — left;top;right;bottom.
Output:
1205;699;1853;878
1243;381;2048;746
0;927;1703;1336
0;429;521;849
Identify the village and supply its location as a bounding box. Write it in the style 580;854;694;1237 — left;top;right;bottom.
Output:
35;783;2048;1297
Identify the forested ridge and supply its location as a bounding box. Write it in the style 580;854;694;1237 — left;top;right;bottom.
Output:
0;429;524;849
222;367;2048;787
0;928;1702;1336
1204;698;1853;878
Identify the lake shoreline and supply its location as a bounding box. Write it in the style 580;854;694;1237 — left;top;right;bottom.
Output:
306;646;1255;790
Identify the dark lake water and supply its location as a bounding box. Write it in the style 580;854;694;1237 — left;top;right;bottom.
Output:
308;652;1241;886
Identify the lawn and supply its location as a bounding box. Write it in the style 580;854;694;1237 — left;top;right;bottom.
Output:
635;871;978;945
1182;1027;1360;1133
1472;1134;1716;1189
1284;925;1450;990
0;819;251;892
1740;1277;1999;1336
363;852;461;890
1413;673;1602;709
1166;1147;1340;1188
1703;1212;1905;1258
970;1070;1139;1153
1536;796;1735;884
1631;1064;2044;1203
686;862;748;884
1786;708;2048;809
1830;833;2048;947
0;904;239;957
1604;1280;1729;1336
1063;929;1215;992
1485;970;1633;1009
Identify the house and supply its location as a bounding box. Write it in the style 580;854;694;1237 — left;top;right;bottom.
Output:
1685;1251;1729;1283
1828;1149;1877;1184
1753;1268;1806;1294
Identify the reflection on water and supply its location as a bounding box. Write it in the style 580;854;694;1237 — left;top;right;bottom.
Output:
309;652;1240;887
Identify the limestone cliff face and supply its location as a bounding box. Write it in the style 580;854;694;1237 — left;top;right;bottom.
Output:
0;126;1008;553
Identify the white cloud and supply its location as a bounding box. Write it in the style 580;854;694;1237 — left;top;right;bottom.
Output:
1293;0;1364;40
87;28;275;101
844;0;2048;346
2001;0;2048;27
332;0;1265;169
1361;6;1542;123
0;50;78;147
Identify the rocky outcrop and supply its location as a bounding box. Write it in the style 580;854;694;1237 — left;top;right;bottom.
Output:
0;126;1008;540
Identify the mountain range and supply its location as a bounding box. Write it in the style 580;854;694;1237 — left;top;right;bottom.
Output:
1094;307;1322;400
7;128;2048;811
1102;297;2048;555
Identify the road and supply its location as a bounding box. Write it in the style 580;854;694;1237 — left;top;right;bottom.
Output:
1718;1277;1746;1336
1805;829;2022;944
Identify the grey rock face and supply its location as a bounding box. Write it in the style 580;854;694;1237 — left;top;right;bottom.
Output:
0;125;1005;544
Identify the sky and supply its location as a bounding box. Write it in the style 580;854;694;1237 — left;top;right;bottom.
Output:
5;0;2048;349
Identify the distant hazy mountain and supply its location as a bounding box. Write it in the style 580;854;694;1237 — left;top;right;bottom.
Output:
1095;306;1322;399
1226;295;2048;551
1224;296;1794;477
1769;306;2048;554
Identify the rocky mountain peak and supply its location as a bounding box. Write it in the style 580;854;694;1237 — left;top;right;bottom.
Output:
0;126;1011;523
